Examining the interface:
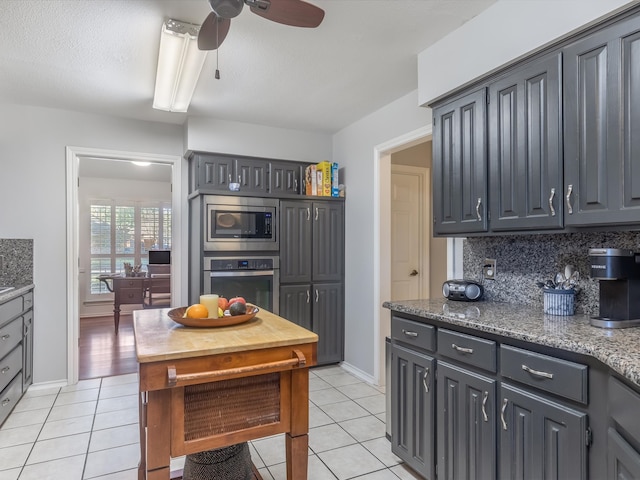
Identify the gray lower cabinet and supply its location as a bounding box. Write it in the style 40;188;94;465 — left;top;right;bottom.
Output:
0;289;34;426
390;343;435;479
608;428;640;479
562;12;640;226
437;361;496;480
499;382;587;480
432;88;488;235
488;52;563;231
608;377;640;479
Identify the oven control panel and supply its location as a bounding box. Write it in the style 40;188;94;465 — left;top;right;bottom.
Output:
209;258;275;271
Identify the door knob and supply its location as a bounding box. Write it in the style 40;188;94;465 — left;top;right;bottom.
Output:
410;269;419;276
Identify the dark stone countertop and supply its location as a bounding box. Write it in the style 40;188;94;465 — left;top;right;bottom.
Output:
0;284;34;304
383;298;640;388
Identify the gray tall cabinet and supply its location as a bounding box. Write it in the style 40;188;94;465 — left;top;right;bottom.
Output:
431;5;640;235
279;200;345;366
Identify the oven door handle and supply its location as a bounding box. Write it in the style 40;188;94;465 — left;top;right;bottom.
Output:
209;270;275;278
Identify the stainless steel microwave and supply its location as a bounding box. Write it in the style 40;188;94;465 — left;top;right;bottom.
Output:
203;195;279;251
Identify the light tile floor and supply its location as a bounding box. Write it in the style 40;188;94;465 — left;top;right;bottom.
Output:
0;365;422;480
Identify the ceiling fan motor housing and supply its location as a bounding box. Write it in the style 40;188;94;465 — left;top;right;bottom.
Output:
209;0;245;18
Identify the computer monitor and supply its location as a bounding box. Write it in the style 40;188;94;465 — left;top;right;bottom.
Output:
148;250;171;265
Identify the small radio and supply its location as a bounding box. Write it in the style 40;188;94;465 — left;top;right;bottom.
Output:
442;279;484;302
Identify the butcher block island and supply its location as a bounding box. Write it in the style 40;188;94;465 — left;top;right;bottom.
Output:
133;307;318;480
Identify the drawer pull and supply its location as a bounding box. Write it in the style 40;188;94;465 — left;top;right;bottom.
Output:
1;367;9;374
167;349;307;387
522;364;554;379
402;329;418;338
476;197;482;221
482;391;489;422
1;334;9;341
451;343;473;354
501;398;508;430
423;368;430;394
566;184;573;214
1;398;10;407
549;188;556;216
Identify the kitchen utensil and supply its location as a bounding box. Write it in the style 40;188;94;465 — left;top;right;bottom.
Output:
554;272;565;289
564;265;575;280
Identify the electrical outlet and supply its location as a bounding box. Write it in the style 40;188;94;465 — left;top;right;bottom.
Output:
483;258;496;280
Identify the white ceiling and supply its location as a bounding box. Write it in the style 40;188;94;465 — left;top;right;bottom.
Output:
0;0;496;134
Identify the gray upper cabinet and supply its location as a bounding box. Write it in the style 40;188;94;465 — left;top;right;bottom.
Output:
563;14;640;226
432;88;488;235
192;153;233;191
235;157;268;194
489;53;563;231
271;161;303;195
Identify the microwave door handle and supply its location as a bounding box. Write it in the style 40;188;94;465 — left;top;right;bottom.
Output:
209;270;275;278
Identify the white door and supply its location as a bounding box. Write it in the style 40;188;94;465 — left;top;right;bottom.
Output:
390;165;429;300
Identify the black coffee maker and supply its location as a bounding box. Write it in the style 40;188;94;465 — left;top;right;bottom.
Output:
589;248;640;328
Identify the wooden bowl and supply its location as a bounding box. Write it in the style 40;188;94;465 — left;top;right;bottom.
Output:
168;304;259;328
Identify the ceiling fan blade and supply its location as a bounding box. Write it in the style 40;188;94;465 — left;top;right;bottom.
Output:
198;12;231;50
250;0;325;28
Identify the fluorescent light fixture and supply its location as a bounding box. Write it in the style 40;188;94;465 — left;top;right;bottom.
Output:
132;161;151;167
153;19;207;112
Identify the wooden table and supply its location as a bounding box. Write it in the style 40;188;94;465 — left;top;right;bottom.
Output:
133;308;318;480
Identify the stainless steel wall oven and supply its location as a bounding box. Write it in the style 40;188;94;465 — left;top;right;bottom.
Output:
203;255;279;314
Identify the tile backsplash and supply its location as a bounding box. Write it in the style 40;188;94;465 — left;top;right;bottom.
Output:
462;231;640;315
0;239;33;287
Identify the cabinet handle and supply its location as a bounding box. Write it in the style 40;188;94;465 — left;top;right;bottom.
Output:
1;334;9;341
522;364;554;379
315;207;319;221
315;289;319;302
306;289;310;304
306;207;310;221
476;198;482;221
451;343;473;354
423;368;430;394
482;391;489;422
566;184;573;214
501;398;508;430
402;329;418;338
0;367;9;374
294;179;298;192
1;398;10;407
548;188;556;216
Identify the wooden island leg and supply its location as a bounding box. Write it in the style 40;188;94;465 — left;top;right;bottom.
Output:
286;367;310;480
142;389;172;480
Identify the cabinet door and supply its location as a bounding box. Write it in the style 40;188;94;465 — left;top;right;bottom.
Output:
312;202;344;282
22;310;33;390
279;284;311;331
271;161;302;195
194;153;233;191
608;428;640;480
279;201;312;283
499;383;587;480
563;15;640;225
437;361;496;480
391;343;436;479
312;283;344;365
236;158;269;194
432;88;488;235
489;53;563;231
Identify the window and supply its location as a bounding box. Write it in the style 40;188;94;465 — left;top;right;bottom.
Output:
89;200;171;295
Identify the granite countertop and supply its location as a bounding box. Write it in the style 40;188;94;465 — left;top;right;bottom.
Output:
133;307;318;363
383;298;640;388
0;284;35;303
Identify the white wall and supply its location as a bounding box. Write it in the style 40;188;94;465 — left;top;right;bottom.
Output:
0;104;184;385
333;90;431;379
418;0;636;104
186;117;332;162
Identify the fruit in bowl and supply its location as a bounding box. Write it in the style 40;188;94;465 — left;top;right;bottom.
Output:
183;304;209;319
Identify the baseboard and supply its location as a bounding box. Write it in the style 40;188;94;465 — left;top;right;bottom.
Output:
27;379;69;391
339;361;377;386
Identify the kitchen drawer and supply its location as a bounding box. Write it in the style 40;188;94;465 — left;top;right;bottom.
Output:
0;373;22;427
391;315;435;352
500;344;588;404
0;317;22;360
609;377;640;442
0;297;22;326
119;288;144;303
437;329;496;372
0;345;22;393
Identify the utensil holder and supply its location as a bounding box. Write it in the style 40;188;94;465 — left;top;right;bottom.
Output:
543;288;575;316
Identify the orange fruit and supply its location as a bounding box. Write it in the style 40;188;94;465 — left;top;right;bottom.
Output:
185;304;209;319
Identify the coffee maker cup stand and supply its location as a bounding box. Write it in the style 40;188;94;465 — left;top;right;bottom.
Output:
589;248;640;329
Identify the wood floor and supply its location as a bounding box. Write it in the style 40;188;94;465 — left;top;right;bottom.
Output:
79;314;138;380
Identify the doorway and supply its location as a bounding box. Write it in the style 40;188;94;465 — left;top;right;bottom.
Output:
65;147;184;385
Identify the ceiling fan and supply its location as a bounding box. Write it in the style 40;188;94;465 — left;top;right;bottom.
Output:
198;0;325;51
